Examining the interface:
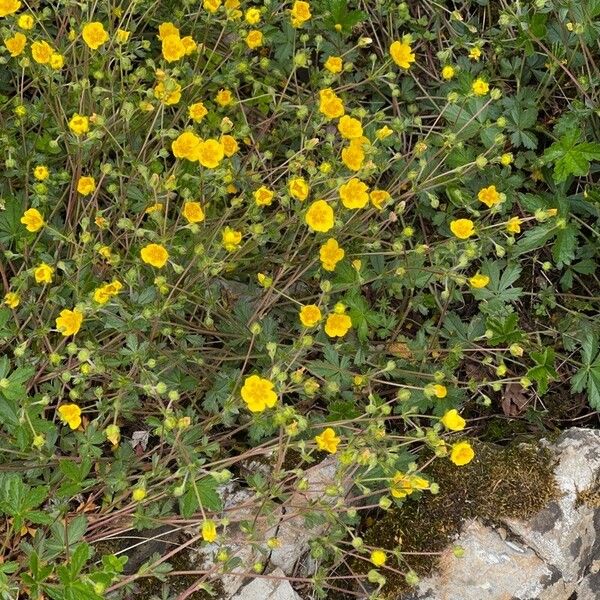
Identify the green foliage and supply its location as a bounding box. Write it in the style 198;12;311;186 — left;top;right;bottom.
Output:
0;0;598;598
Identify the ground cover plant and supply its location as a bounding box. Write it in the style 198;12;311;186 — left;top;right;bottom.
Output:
0;0;599;598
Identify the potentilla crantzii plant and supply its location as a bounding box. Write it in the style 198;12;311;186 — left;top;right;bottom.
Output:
0;0;599;598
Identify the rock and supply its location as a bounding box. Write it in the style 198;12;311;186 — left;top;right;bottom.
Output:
405;428;600;600
409;520;572;600
503;429;600;586
231;568;302;600
190;457;349;596
269;456;352;574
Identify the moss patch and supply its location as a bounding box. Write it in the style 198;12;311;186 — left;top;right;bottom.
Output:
360;441;558;598
577;474;600;509
94;533;223;599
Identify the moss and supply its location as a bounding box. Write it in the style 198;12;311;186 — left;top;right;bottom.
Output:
359;440;558;598
129;548;224;600
93;535;224;599
577;474;600;509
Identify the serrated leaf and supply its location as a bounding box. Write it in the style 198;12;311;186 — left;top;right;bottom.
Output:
543;128;600;182
552;224;578;266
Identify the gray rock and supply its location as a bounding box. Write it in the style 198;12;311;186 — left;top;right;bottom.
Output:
408;520;572;600
269;456;348;573
231;568;302;600
405;428;600;600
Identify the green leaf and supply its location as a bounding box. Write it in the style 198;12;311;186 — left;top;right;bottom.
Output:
0;196;25;244
543;128;600;182
552;224;578;266
0;474;49;531
527;348;558;395
514;222;557;255
572;333;600;410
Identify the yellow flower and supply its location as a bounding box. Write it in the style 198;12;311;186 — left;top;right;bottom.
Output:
320;238;344;271
478;185;501;207
116;28;130;43
69;113;89;136
189;101;208;122
4;32;26;57
33;165;49;181
341;140;365;171
319;88;345;120
290;1;311;27
450;219;475;239
181;36;197;55
500;152;513;166
162;33;186;62
450;441;475;466
220;134;239;157
245;7;261;24
257;272;272;288
158;22;179;40
105;424;120;445
145;202;164;215
4;292;19;309
203;0;222;13
82;22;109;50
506;216;521;234
469;46;482;61
58;404;82;430
338;115;363;140
202;519;218;542
469;273;489;289
198;139;225;168
431;383;447;398
441;409;466;431
305;200;334;233
254;186;274;206
77;176;96;196
56;309;84;337
299;304;322;327
245;29;263;49
18;14;34;29
49;53;64;69
376;126;393;140
140;243;169;268
93;280;122;304
34;263;53;284
370;550;387;567
172;131;202;161
441;65;456;80
215;88;233;106
20;208;44;232
0;0;21;18
132;487;147;502
339;178;369;209
390;40;415;69
472;78;489;96
31;40;53;64
288;177;309;201
93;286;111;304
154;79;181;105
222;226;242;251
315;427;340;454
241;374;278;412
325;312;352;338
370;189;391;210
182;201;205;224
324;56;343;73
391;472;430;499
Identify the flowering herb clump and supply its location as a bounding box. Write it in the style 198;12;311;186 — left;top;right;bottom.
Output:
0;0;598;598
